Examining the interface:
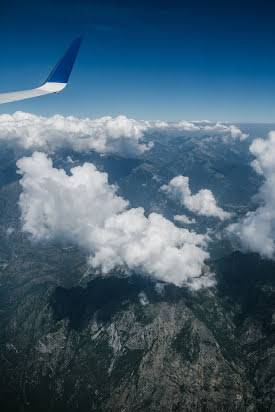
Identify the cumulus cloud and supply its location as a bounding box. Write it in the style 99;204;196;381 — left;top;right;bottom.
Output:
0;112;247;157
0;112;152;156
161;175;231;221
203;123;248;140
138;292;149;306
6;227;14;236
174;215;196;225
17;152;213;289
192;120;212;124
228;132;275;258
143;119;247;140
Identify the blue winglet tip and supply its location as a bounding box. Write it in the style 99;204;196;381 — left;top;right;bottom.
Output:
46;36;83;84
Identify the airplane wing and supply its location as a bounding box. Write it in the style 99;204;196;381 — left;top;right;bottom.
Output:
0;36;82;104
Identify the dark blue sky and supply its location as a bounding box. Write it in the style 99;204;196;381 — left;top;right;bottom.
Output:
1;0;275;121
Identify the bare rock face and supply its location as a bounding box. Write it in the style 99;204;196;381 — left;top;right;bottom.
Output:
0;251;274;412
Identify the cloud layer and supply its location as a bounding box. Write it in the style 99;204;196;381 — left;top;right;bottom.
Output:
228;132;275;258
161;176;231;220
17;152;213;288
0;112;247;156
0;112;151;155
145;119;248;140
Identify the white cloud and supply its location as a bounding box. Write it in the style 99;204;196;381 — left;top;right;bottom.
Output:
203;123;248;140
0;112;247;157
138;292;149;306
6;227;14;236
0;112;152;156
192;120;212;124
17;152;214;289
161;175;231;220
228;131;275;258
143;119;247;140
174;215;196;225
170;120;200;132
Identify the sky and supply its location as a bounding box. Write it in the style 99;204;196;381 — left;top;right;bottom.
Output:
1;0;275;122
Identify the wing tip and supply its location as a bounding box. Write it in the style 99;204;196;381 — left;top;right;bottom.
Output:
45;36;83;85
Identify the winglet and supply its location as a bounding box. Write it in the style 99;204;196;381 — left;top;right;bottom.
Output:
45;36;82;85
0;37;83;104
